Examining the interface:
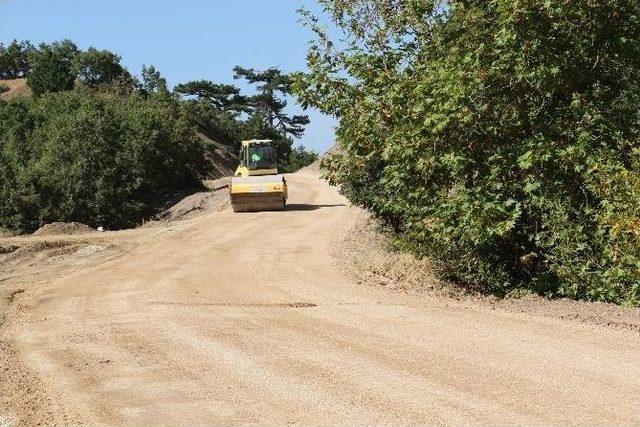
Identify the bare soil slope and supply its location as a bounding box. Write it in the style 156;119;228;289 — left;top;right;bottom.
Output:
1;172;638;425
0;78;31;100
197;132;237;180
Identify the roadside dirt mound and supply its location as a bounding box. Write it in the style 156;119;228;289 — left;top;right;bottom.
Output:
297;161;322;175
155;187;229;222
335;209;640;332
202;176;231;191
334;210;442;293
0;78;31;100
152;134;233;222
325;142;344;156
33;222;95;236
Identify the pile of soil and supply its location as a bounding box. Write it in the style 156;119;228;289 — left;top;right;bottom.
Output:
32;222;95;236
298;142;343;175
156;189;229;222
297;160;322;175
202;177;231;191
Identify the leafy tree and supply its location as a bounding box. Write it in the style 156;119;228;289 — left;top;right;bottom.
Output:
297;0;640;305
233;66;311;169
174;80;246;148
72;47;127;85
140;65;169;96
181;99;244;148
0;40;36;78
48;40;79;63
27;40;79;95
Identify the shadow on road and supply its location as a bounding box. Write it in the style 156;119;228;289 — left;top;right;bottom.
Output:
286;203;346;211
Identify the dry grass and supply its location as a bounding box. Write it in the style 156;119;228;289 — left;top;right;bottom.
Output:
0;78;31;100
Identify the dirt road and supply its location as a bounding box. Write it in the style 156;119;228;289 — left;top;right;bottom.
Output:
2;172;639;425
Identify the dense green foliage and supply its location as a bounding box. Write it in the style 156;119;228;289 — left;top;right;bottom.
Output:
72;47;128;86
175;79;250;148
0;40;317;233
140;65;169;96
0;40;36;78
0;89;204;233
233;66;311;139
27;40;79;95
297;0;640;305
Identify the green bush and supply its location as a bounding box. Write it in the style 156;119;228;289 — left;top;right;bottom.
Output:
0;89;205;232
298;0;640;305
27;41;78;95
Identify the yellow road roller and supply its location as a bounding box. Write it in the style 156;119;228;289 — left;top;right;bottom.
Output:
229;139;287;212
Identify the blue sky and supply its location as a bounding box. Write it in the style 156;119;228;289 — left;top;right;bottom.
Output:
0;0;336;153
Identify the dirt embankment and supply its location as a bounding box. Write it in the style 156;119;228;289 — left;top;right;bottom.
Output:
32;222;95;236
154;182;230;223
149;133;235;223
197;133;237;179
335;210;640;332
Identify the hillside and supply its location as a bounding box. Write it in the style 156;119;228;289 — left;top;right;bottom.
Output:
0;80;239;233
0;79;237;182
0;78;31;100
197;132;237;179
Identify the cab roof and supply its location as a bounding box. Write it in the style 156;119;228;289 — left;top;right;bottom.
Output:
241;139;273;147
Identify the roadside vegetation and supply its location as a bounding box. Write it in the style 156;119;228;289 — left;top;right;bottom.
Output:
0;40;317;233
296;1;640;305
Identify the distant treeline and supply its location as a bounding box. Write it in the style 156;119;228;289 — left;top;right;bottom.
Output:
296;1;640;305
0;40;317;233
